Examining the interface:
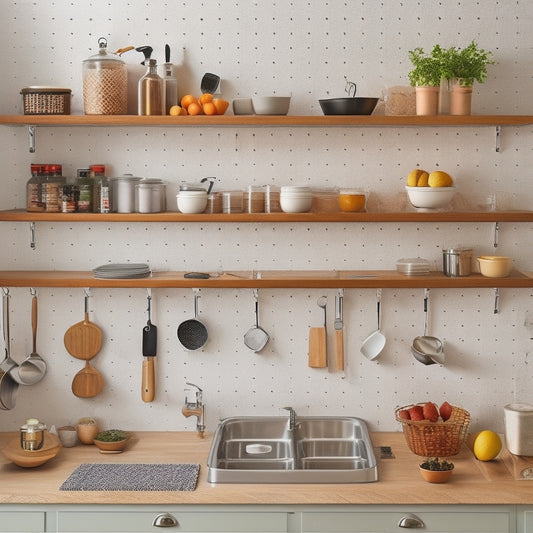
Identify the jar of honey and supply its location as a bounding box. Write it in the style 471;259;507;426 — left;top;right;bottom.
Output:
339;189;366;212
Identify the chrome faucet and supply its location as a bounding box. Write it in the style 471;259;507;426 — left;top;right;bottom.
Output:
182;382;205;438
283;406;296;431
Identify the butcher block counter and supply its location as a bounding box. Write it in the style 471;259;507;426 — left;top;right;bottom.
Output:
1;431;532;506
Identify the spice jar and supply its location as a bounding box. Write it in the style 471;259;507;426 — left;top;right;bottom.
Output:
75;168;93;213
91;164;112;213
20;418;46;451
26;164;45;212
83;38;128;115
43;164;65;213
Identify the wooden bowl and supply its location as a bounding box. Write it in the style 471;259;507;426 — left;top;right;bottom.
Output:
93;438;128;453
2;432;61;468
419;466;454;483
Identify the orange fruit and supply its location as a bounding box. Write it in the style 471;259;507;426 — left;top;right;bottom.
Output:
180;94;197;109
199;93;213;105
202;102;217;115
169;105;183;116
187;102;203;116
213;98;229;115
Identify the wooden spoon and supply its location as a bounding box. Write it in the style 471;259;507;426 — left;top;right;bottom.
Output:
64;292;103;360
71;360;104;398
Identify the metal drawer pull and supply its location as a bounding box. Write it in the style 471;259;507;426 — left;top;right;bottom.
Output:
152;513;179;528
398;513;425;528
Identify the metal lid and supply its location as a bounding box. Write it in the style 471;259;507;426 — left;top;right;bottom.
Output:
20;418;46;433
443;247;472;254
83;37;125;65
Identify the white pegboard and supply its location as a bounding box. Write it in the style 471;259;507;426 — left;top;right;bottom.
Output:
1;1;533;434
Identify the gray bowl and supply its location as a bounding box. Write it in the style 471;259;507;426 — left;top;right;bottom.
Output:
319;97;379;116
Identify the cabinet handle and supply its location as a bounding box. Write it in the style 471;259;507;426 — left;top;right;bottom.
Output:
398;513;425;528
152;512;179;528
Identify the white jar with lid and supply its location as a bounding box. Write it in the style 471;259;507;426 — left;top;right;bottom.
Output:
135;178;166;213
111;174;143;213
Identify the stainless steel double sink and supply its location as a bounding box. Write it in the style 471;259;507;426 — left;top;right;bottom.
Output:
207;415;378;483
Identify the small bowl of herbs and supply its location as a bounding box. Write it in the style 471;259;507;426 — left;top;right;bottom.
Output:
93;429;129;453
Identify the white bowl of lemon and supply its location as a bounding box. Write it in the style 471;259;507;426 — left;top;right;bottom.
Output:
405;170;456;209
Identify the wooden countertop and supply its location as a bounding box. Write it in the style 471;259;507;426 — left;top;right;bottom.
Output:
1;431;532;506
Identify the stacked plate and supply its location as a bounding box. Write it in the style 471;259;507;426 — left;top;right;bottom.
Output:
93;263;151;279
396;258;431;276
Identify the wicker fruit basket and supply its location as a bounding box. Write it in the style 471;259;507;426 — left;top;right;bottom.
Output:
395;403;470;457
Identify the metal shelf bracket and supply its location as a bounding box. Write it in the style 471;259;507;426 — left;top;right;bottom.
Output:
495;125;501;152
28;125;36;153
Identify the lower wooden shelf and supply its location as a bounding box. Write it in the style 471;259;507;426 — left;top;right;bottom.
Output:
0;270;531;289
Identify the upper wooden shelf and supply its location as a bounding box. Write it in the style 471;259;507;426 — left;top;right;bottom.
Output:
0;270;531;289
1;115;532;127
1;209;532;223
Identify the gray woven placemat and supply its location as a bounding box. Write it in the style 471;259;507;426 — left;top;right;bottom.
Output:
60;463;200;491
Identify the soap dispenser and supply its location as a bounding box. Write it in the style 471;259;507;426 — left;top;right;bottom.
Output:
136;46;164;115
162;44;178;114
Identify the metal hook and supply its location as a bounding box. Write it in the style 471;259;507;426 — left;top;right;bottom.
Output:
30;287;36;296
28;125;35;153
494;288;500;314
2;287;9;296
495;125;501;153
30;222;36;250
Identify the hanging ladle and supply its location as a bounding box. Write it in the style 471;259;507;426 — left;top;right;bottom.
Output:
411;288;445;365
360;288;386;360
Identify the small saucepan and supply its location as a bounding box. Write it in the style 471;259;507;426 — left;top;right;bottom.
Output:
177;289;208;351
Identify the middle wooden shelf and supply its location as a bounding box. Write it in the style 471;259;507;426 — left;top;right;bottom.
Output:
1;209;533;223
1;270;532;289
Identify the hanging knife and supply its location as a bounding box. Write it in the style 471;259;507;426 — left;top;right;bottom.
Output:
334;289;344;371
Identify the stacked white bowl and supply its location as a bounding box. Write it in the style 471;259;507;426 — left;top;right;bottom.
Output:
176;189;208;213
280;186;313;213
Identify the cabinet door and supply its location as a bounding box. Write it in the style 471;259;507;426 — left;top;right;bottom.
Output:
56;510;288;533
301;510;512;533
0;511;45;533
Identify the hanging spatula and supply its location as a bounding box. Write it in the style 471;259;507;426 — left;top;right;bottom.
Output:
142;291;157;402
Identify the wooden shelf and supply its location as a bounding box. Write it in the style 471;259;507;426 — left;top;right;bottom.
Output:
1;209;533;223
1;115;532;127
0;270;531;289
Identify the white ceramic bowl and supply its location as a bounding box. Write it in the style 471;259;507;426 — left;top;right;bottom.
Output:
280;188;312;213
176;191;208;214
477;255;513;278
252;96;291;115
405;186;456;209
232;98;254;115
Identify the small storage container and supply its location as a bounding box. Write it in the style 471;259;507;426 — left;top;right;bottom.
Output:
21;87;71;115
504;403;533;456
442;247;472;277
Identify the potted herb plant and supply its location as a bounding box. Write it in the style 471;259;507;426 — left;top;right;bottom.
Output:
440;41;495;115
408;45;446;116
419;457;454;483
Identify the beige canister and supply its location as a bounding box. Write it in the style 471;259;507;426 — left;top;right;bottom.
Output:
504;403;533;456
83;37;128;115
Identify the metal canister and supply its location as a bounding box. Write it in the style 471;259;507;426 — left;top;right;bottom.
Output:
83;38;128;115
442;247;472;277
20;418;46;450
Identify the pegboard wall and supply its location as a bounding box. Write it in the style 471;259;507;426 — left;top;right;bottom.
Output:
1;1;533;433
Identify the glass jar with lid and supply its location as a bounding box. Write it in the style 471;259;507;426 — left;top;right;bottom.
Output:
83;37;128;115
43;164;65;213
20;418;47;451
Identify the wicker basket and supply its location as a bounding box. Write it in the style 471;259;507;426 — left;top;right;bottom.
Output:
21;87;71;115
395;403;470;457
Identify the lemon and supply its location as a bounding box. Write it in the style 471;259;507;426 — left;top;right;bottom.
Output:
428;171;453;187
169;105;183;116
417;172;429;187
407;169;429;187
473;430;502;461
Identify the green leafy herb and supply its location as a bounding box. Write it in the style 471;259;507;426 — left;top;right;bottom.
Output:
440;41;495;86
420;457;454;471
95;429;128;442
408;45;446;87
